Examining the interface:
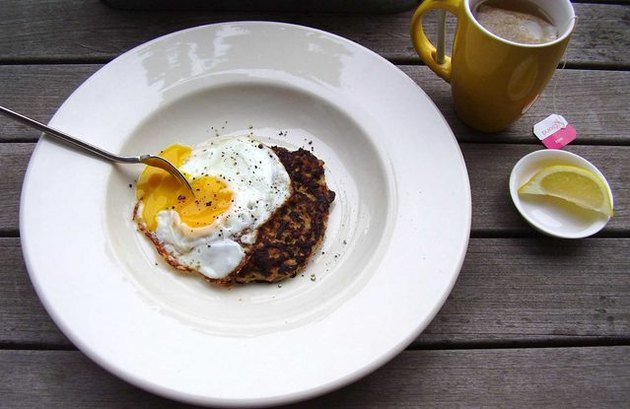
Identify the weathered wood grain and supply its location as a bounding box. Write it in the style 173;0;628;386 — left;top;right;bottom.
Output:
464;144;629;235
0;2;628;67
418;237;630;346
401;67;630;145
0;65;99;141
0;144;30;235
0;2;628;408
0;347;628;408
3;237;628;347
0;238;70;346
1;65;629;145
1;143;628;235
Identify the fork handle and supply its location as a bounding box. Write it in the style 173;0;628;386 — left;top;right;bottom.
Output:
0;105;138;164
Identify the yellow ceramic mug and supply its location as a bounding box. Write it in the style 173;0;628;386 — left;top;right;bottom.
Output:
411;0;576;132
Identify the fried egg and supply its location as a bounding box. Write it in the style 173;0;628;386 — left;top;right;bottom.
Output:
134;136;292;279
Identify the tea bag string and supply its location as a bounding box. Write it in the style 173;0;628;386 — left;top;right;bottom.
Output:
551;55;567;114
551;15;577;113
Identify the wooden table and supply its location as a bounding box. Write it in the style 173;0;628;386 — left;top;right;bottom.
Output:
1;1;628;407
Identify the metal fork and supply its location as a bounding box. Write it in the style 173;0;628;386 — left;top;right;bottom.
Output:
0;105;193;193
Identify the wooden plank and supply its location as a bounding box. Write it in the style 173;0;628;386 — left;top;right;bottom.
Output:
3;237;628;347
576;1;630;3
0;65;100;141
401;67;630;145
1;143;628;235
463;144;630;235
1;65;628;144
0;347;628;408
418;237;630;346
0;2;628;67
101;0;630;9
0;238;70;346
0;144;31;235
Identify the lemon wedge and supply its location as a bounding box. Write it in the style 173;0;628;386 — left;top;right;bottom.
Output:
518;165;613;217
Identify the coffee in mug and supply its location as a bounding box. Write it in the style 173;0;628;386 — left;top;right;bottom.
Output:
411;0;576;132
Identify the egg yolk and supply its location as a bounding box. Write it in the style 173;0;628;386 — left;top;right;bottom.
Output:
136;144;233;231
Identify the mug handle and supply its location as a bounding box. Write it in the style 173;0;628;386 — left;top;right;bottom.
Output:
410;0;463;83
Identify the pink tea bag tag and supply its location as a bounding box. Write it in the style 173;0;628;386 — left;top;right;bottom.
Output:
533;114;576;149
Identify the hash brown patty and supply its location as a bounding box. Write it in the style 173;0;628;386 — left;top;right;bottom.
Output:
218;146;335;285
135;146;335;286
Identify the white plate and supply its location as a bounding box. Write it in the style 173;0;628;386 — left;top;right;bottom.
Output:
20;22;471;407
509;149;613;239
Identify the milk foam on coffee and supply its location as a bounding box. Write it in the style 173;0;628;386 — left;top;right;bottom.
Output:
475;3;558;45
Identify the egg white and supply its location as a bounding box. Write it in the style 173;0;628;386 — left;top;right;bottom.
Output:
146;136;291;279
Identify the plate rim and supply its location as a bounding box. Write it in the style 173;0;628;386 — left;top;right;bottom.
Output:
20;21;471;406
